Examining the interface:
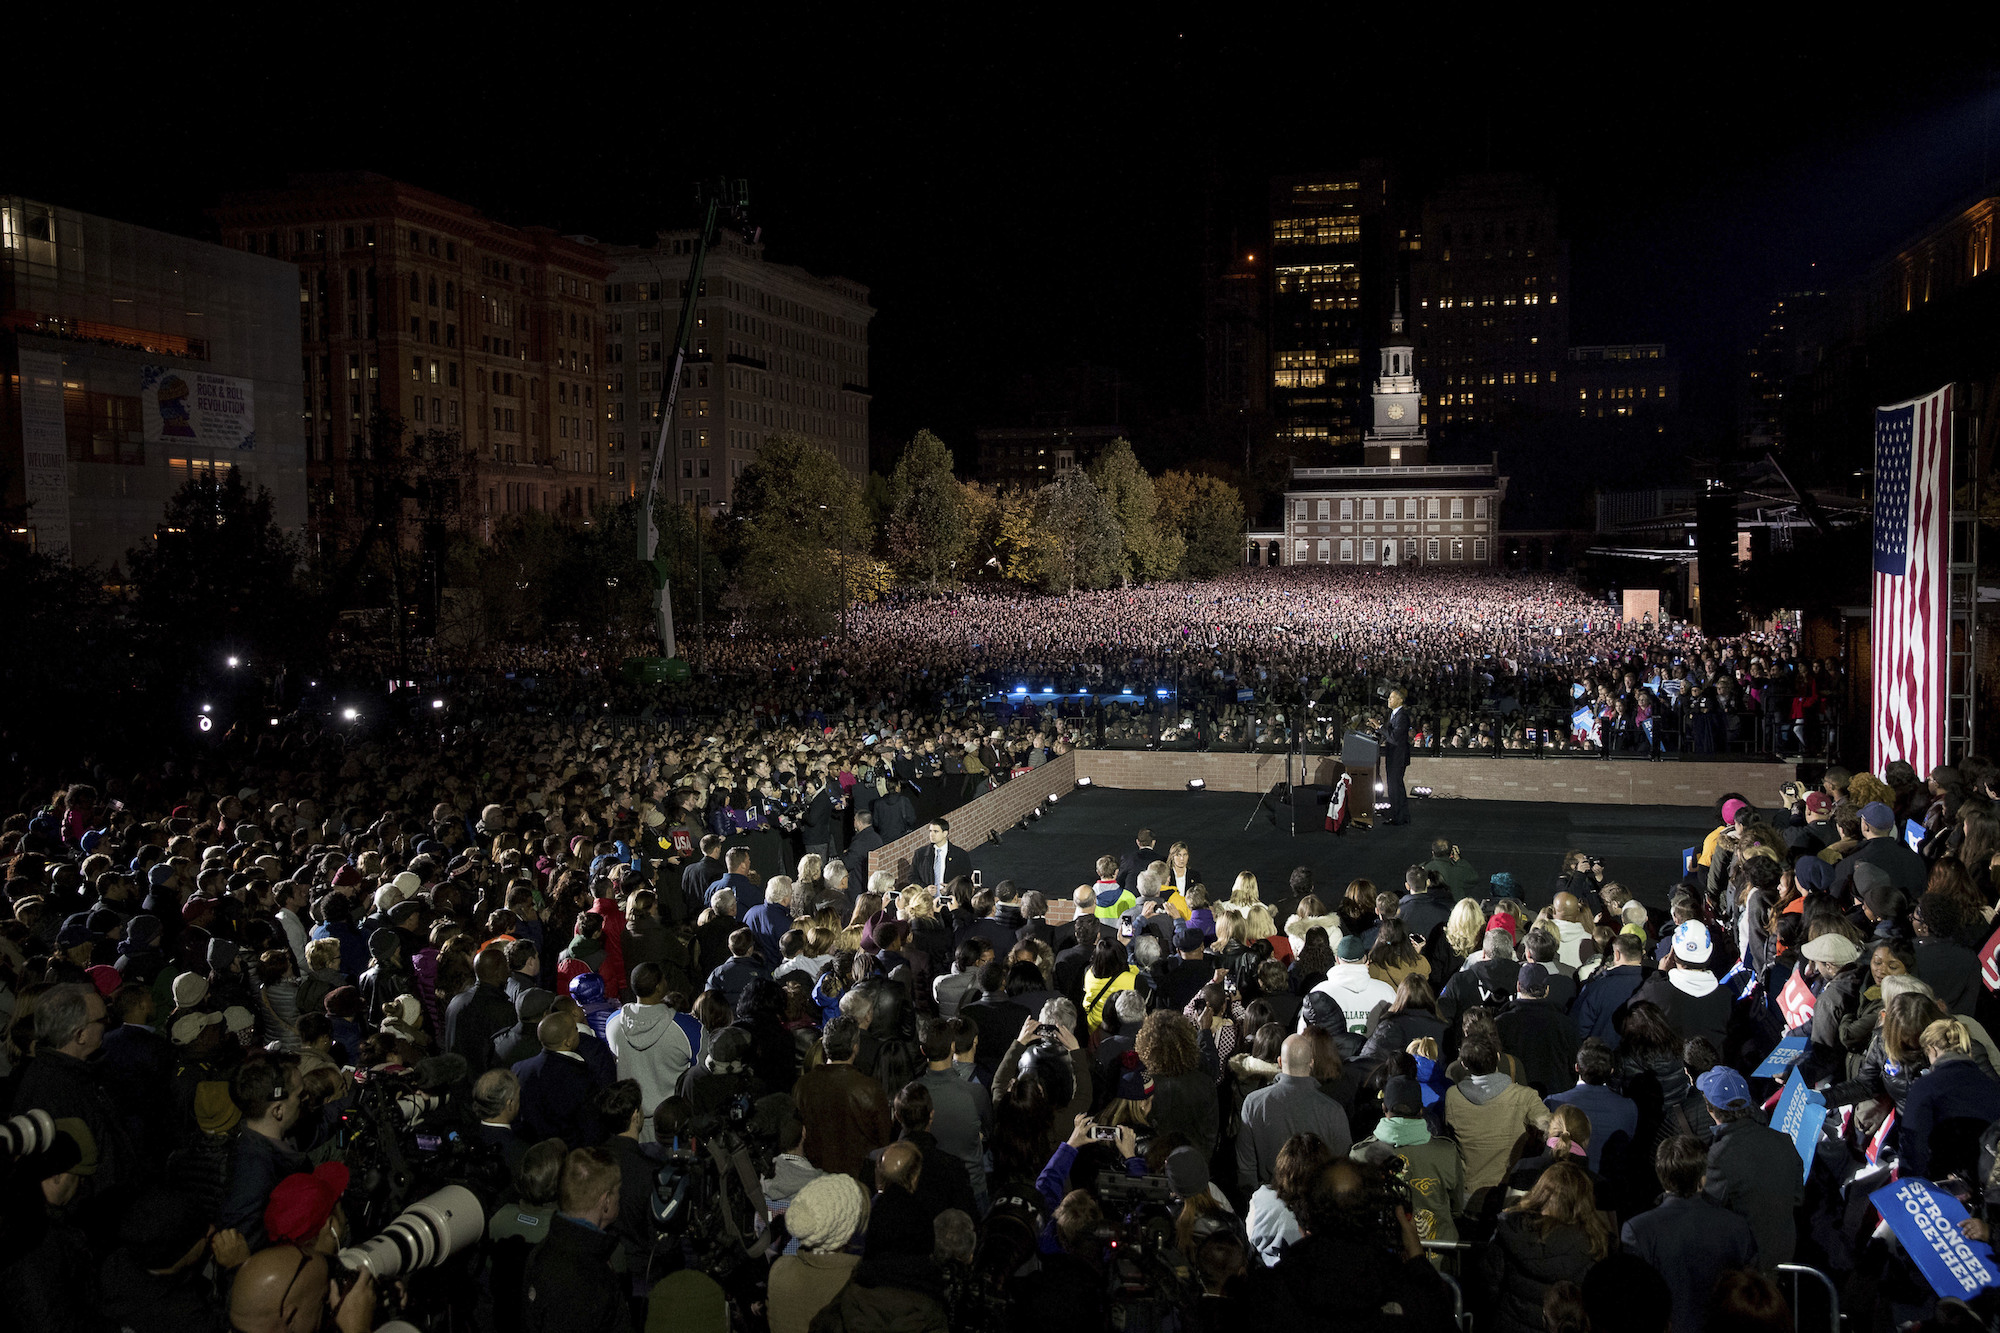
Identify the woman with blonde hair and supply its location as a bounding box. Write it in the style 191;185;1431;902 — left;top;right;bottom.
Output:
1422;897;1487;989
1482;1162;1611;1333
796;853;824;891
1903;1015;2000;1178
1507;1104;1598;1198
1228;871;1261;908
1242;903;1292;965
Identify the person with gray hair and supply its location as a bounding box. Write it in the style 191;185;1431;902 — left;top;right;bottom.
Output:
1039;997;1081;1035
934;1207;977;1266
1438;927;1526;1026
16;981;121;1195
469;1068;528;1173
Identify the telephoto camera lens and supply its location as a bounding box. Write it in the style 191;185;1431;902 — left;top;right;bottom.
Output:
335;1185;484;1280
0;1110;57;1160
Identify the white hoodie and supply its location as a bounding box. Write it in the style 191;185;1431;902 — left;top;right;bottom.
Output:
1667;968;1719;998
1312;962;1397;1033
605;1001;701;1141
1551;917;1591;969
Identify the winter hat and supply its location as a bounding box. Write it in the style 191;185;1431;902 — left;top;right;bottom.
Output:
785;1173;867;1251
56;921;94;948
516;987;556;1022
393;870;423;895
193;1081;240;1133
147;864;175;889
171;972;210;1009
1485;911;1520;942
1299;991;1342;1032
384;994;423;1028
331;864;363;888
368;928;401;961
223;1006;255;1035
1114;1050;1154;1101
323;986;362;1018
1383;1075;1425;1118
85;965;121;997
1336;935;1368;961
207;938;244;971
126;915;162;948
1488;872;1519;893
86;908;122;936
264;1163;352;1246
1720;799;1749;826
1164;1145;1208;1198
1671;920;1713;964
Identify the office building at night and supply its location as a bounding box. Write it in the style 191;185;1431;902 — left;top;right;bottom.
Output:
595;229;872;509
1;196;306;570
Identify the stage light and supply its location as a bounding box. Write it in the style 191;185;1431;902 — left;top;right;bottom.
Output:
1048;793;1059;804
1412;785;1434;797
1187;778;1206;790
269;718;279;726
226;656;240;668
1014;684;1027;694
431;700;445;710
1156;689;1169;698
1028;808;1041;822
200;703;212;713
342;708;359;721
987;828;1001;845
1077;777;1093;788
1121;687;1132;695
197;716;212;733
1375;781;1385;792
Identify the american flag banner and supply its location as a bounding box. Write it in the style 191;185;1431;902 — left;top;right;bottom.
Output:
1872;385;1953;779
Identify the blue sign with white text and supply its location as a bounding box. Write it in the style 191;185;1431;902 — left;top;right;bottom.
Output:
1754;1033;1809;1078
1773;1075;1827;1182
1870;1178;2000;1299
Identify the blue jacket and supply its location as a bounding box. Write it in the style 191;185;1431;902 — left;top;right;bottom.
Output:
511;1049;605;1147
1619;1195;1759;1333
1543;1081;1639;1173
1570;964;1645;1049
742;901;793;971
311;920;370;979
1900;1052;2000;1179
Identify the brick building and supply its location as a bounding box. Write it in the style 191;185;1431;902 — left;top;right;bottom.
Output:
594;228;872;508
211;174;609;548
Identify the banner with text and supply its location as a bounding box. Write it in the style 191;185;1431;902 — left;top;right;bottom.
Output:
1754;1033;1809;1078
1778;971;1818;1030
141;365;256;451
1774;1075;1827;1182
17;350;71;564
1869;1178;2000;1300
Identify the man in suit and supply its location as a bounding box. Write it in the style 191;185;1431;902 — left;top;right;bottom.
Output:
1117;829;1159;894
799;765;844;860
842;809;885;886
909;820;971;894
1377;688;1412;826
468;1067;530;1174
512;1010;606;1147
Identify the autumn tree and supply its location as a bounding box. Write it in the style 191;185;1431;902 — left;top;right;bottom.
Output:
1087;439;1182;583
1031;469;1123;592
731;433;870;634
1155;470;1246;578
885;428;970;584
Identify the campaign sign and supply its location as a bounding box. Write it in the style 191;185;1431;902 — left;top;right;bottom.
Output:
1682;846;1699;876
1777;970;1818;1030
1868;1177;2000;1299
1867;1110;1898;1166
1773;1075;1827;1182
1977;919;2000;992
1235;687;1255;702
1906;819;1926;853
1753;1033;1809;1078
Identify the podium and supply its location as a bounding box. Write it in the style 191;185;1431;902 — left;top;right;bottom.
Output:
1338;731;1379;828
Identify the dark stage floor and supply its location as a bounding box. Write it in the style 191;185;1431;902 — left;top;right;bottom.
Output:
966;787;1714;919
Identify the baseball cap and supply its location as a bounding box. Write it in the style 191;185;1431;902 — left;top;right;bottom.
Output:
55;921;94;948
1696;1067;1751;1110
1164;1145;1209;1198
1517;962;1551;996
1174;923;1205;951
1671;920;1713;964
264;1163;351;1245
1792;857;1831;894
1804;791;1832;815
1861;801;1896;832
169;1009;225;1045
1800;933;1861;967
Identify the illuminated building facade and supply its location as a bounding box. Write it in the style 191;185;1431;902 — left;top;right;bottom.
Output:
596;229;872;509
1565;344;1681;423
212;174;608;546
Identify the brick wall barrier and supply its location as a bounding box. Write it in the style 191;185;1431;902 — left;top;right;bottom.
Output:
1069;750;1787;809
868;751;1078;881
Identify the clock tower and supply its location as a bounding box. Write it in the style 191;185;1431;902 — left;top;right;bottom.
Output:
1362;285;1426;466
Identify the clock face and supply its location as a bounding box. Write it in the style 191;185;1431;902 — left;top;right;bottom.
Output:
1386;404;1406;421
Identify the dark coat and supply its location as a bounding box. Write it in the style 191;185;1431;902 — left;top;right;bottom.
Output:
1620;1195;1759;1333
794;1062;894;1179
1915;939;1984;1017
521;1215;624;1333
96;1022;175;1158
1704;1116;1804;1267
1438;956;1520;1026
1479;1211;1601;1333
446;982;519;1075
11;1048;130;1199
219;1130;310;1247
908;842;972;891
871;792;918;842
1571;964;1646;1048
511;1049;605;1147
1899;1052;2000;1180
1359;1007;1448;1064
1496;998;1581;1097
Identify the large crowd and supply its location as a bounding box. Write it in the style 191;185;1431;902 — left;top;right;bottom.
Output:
7;568;1957;1333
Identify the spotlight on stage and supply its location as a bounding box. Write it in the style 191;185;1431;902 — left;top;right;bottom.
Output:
1077;777;1093;788
1047;793;1060;805
1412;785;1434;798
987;828;1001;845
1375;782;1385;793
1187;779;1206;791
1376;801;1392;812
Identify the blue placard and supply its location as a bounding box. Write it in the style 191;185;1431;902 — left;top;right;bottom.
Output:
1906;819;1926;853
1236;688;1255;702
1681;845;1699;875
1754;1033;1809;1078
1869;1177;2000;1299
1773;1075;1827;1182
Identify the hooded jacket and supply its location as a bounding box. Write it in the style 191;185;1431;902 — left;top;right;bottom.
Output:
1311;963;1397;1034
1632;965;1729;1058
567;972;618;1041
604;1000;702;1137
1443;1070;1552;1193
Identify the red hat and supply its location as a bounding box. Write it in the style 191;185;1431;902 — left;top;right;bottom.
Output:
264;1162;350;1245
1804;791;1832;815
1485;911;1519;941
85;965;122;997
331;864;363;888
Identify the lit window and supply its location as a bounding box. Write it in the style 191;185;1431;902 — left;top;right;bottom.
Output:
1426;538;1440;560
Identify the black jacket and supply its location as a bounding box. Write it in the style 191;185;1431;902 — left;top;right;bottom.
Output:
11;1048;131;1199
511;1049;605;1146
842;828;886;885
219;1129;310;1247
447;982;520;1074
872;792;918;842
908;842;971;891
1620;1195;1759;1333
1479;1211;1600;1333
1438;957;1520;1027
1703;1115;1802;1268
522;1215;624;1333
1915;938;1983;1016
1496;998;1581;1097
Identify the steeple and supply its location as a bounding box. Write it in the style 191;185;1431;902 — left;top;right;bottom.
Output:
1363;279;1426;465
1390;281;1405;337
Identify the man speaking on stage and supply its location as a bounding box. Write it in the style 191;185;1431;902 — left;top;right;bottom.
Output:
1378;688;1412;826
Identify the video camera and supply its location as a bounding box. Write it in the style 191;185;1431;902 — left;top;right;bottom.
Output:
649;1092;780;1281
336;1055;508;1238
330;1184;486;1330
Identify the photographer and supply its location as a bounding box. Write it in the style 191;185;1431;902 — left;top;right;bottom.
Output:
1247;1157;1455;1332
520;1146;624;1333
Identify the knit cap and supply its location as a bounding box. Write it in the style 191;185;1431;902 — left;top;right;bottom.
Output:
786;1172;868;1251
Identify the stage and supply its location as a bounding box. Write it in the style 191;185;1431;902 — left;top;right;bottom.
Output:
963;785;1713;920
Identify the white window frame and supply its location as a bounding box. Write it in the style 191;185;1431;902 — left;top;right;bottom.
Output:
1316;499;1331;520
1362;538;1376;562
1404;539;1418;560
1427;497;1441;519
1294;499;1307;521
1450;497;1465;519
1426;537;1441;560
1337;539;1353;563
1316;539;1331;563
1338;498;1353;520
1474;497;1489;519
1451;538;1464;561
1473;537;1488;561
1294;539;1308;563
1362;498;1376;520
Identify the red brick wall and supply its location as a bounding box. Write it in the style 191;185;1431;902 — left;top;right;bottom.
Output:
867;751;1078;880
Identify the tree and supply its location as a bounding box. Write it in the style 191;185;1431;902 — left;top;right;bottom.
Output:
1031;469;1123;592
732;433;871;634
1155;470;1246;578
886;429;971;584
1087;439;1182;582
126;468;305;680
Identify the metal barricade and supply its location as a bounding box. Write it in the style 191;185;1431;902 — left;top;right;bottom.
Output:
1777;1263;1841;1333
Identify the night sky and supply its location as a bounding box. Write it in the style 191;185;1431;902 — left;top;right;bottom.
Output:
13;14;1998;471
